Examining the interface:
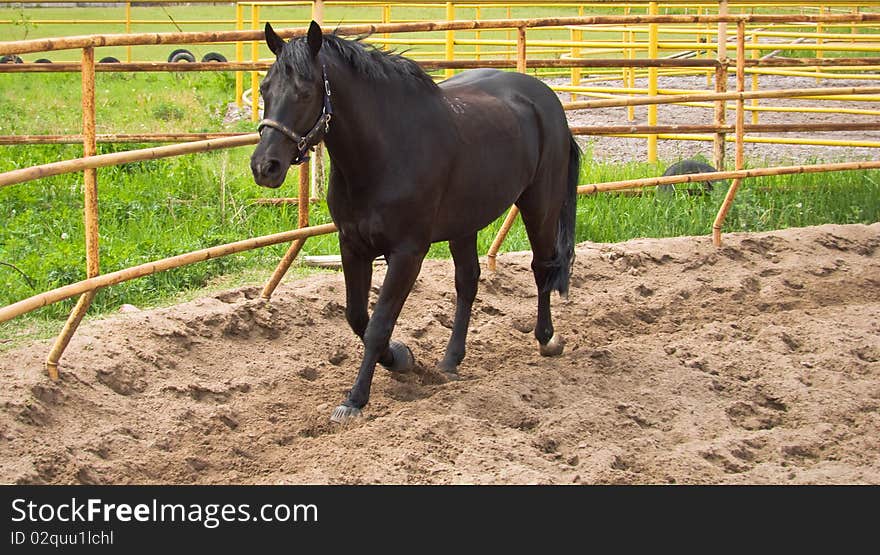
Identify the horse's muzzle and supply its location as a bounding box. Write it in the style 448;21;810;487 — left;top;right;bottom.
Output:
250;154;287;189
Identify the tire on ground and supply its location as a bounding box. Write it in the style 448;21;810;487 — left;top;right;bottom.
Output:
167;49;196;63
201;52;228;63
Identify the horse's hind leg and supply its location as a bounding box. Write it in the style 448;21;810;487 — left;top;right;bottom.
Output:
516;191;565;357
437;233;480;378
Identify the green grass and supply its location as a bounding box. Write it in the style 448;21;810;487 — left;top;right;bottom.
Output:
1;5;879;341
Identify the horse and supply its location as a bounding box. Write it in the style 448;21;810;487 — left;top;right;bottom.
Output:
251;21;580;423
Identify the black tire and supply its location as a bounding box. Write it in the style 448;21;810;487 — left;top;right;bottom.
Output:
0;55;23;64
34;58;52;64
98;56;120;63
201;52;227;63
167;49;195;63
659;159;722;195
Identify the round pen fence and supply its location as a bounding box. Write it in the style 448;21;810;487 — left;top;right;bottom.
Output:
1;3;879;378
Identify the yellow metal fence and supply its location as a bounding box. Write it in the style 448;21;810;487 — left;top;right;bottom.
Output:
1;8;880;377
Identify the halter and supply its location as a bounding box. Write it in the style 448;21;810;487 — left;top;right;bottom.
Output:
257;65;333;166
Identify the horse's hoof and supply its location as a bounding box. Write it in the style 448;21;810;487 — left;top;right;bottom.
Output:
435;359;461;381
381;340;415;373
330;404;362;424
539;335;565;357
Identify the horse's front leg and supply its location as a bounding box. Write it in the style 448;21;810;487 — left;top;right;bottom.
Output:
331;247;427;423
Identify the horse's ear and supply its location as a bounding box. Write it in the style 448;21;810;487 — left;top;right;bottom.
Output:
307;20;323;59
265;22;285;56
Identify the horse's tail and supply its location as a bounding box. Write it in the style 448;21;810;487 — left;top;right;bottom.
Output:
545;134;581;297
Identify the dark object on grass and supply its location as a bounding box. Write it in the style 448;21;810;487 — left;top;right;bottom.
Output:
0;55;23;64
34;58;52;63
167;49;195;63
659;159;727;194
252;21;580;423
98;56;120;63
201;52;228;63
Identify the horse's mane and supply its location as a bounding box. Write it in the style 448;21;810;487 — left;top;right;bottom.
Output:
281;32;439;91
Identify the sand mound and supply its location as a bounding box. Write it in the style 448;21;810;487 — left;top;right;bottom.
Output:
1;222;878;484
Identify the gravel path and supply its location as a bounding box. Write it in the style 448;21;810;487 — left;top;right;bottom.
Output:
554;74;880;166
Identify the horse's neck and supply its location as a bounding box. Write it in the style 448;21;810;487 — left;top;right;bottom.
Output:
322;72;437;176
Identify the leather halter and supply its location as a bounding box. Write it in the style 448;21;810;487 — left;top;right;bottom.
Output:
258;65;333;166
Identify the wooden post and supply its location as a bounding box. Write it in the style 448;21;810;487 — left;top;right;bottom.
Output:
261;163;311;300
516;27;526;73
713;20;746;247
46;46;100;380
311;0;326;199
647;2;659;163
486;207;519;272
713;0;729;172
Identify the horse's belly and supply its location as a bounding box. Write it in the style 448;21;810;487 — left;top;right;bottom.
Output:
430;161;530;242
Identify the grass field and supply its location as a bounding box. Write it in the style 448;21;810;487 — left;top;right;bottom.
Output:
1;3;879;343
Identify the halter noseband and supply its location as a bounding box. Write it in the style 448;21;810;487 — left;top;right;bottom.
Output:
257;65;333;166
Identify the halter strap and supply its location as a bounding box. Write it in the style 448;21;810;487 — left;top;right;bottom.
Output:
257;65;333;165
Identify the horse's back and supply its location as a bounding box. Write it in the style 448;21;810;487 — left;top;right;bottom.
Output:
441;69;566;124
427;69;571;242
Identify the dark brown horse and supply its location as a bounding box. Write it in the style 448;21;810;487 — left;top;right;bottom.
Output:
251;22;580;423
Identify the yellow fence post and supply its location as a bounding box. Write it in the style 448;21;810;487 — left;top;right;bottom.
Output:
251;3;261;123
647;2;658;163
235;2;244;107
570;26;581;95
125;2;132;63
751;28;759;124
45;46;100;380
816;5;825;82
714;0;729;172
475;6;481;61
445;2;455;79
628;29;635;122
383;3;391;49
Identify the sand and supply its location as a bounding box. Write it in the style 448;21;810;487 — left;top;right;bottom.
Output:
1;222;878;484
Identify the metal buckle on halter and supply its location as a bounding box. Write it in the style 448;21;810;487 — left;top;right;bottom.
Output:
258;65;332;165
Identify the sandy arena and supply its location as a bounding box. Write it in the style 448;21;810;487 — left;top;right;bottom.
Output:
1;222;878;484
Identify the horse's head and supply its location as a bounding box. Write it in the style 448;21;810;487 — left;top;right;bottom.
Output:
251;21;327;188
